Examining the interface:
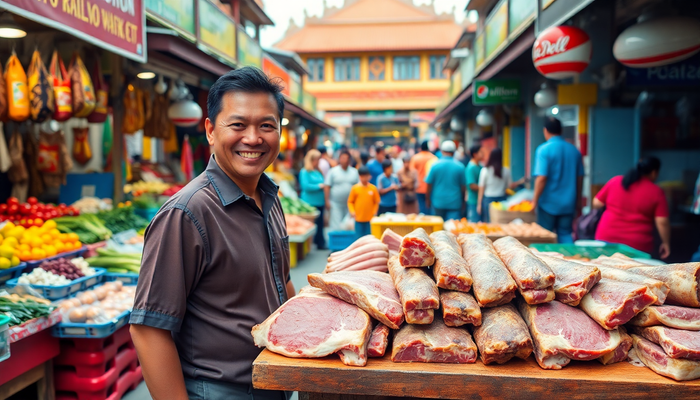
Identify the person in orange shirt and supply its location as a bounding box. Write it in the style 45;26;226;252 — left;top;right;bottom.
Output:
410;140;438;214
348;166;380;239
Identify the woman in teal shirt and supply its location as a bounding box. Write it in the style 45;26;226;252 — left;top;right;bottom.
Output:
299;149;327;249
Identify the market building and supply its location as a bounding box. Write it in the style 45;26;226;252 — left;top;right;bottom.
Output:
274;0;463;147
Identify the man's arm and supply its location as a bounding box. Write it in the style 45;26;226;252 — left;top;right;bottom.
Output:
532;176;547;210
426;184;432;210
469;183;479;192
324;186;331;210
131;325;188;400
286;280;296;297
655;217;671;259
477;185;485;214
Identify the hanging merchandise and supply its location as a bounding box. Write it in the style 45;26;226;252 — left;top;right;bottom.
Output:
181;135;194;182
163;124;178;153
72;127;92;165
8;130;28;184
27;50;56;123
0;63;7;121
22;128;45;198
154;74;167;94
122;84;145;134
533;26;592;79
144;92;173;139
168;100;203;127
38;130;72;187
102;116;113;169
69;52;96;118
0;129;10;172
5;51;30;121
87;58;108;123
613;17;700;68
49;50;73;121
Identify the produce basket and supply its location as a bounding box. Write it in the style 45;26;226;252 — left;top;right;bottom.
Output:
103;272;139;285
489;204;537;224
328;231;356;251
296;209;321;223
0;314;10;362
0;262;27;285
370;216;443;238
52;309;130;339
26;247;87;269
529;243;651;260
5;268;106;300
134;207;159;222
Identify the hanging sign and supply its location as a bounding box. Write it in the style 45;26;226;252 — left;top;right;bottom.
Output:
614;17;700;68
533;25;591;79
0;0;146;63
198;0;236;64
626;52;700;86
472;79;521;105
485;0;508;60
238;27;263;68
146;0;195;37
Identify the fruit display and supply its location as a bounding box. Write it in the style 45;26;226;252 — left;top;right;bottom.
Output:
286;215;316;236
124;180;173;196
58;281;135;324
280;197;317;215
17;257;96;285
491;200;534;212
1;220;83;262
0;197;80;228
86;248;141;274
54;214;112;244
0;293;54;326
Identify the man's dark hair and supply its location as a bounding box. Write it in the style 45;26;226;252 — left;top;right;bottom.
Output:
360;151;370;165
544;117;562;135
358;166;371;176
317;145;328;155
381;159;392;170
339;150;351;159
469;144;482;158
374;145;385;155
207;67;285;124
421;140;429;151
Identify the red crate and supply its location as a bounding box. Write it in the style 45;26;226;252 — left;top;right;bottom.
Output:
57;325;132;352
55;327;134;378
56;366;143;400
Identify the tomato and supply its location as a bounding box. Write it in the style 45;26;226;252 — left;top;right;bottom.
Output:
19;218;27;227
30;205;37;214
49;210;58;219
0;204;6;214
26;197;38;206
6;197;19;206
35;211;45;220
34;218;43;226
7;204;18;215
19;204;31;215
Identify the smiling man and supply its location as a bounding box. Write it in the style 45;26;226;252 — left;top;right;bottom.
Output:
130;67;294;400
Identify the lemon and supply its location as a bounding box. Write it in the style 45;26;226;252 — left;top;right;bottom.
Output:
0;246;14;259
0;222;14;236
0;257;10;269
7;226;25;240
3;237;18;248
43;220;57;230
10;256;19;267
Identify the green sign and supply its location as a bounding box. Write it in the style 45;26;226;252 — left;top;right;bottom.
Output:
198;0;236;63
302;90;317;114
474;33;485;69
146;0;195;36
509;0;536;35
289;77;302;104
237;27;262;68
472;79;521;105
485;0;508;60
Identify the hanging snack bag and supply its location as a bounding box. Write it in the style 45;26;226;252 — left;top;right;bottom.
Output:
72;127;92;165
5;51;30;122
49;50;72;121
87;58;108;123
122;84;139;134
69;52;96;118
0;62;7;121
27;50;55;123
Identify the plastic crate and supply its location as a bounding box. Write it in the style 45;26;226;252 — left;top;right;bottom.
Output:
55;325;133;378
134;207;158;222
0;314;10;362
6;268;106;300
529;243;651;260
0;262;27;285
103;273;139;285
26;248;87;269
370;217;444;238
52;310;131;339
327;231;356;251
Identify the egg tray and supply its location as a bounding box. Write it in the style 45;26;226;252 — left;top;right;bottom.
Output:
52;310;131;339
5;268;106;300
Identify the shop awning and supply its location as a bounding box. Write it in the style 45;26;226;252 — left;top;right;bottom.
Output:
147;32;234;77
285;101;335;131
431;27;536;127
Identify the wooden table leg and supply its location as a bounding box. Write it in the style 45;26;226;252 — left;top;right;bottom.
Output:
0;363;45;400
37;360;55;400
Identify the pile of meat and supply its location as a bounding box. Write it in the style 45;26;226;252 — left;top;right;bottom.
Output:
252;229;700;381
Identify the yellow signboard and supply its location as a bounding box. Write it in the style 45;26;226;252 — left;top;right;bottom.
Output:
198;0;236;63
485;0;508;60
475;34;485;69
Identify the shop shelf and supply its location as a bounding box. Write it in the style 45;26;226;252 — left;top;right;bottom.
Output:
55;325;133;378
370;217;444;238
26;247;88;269
0;314;10;362
328;231;356;251
5;268;106;300
529;243;651;260
103;273;139;285
0;262;27;285
52;310;131;339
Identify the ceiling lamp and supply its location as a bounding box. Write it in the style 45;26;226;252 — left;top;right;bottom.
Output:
281;117;289;126
450;116;465;132
0;13;26;38
168;99;202;127
534;83;557;108
137;71;156;79
475;109;493;127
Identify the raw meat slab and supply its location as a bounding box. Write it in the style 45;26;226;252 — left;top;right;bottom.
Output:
381;228;402;255
473;303;533;365
632;334;700;381
579;278;657;330
540;255;601;306
252;287;372;366
596;264;669;305
308;270;403;329
520;287;556;304
388;256;439;312
399;228;436;267
457;234;517;308
626;263;700;307
391;317;477;363
591;256;647;270
429;231;472;292
493;236;555;290
629;305;700;331
440;290;481;327
598;326;633;365
634;326;700;361
405;309;434;325
368;324;391;357
518;299;622;370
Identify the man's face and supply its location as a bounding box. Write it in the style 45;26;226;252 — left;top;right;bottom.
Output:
376;150;385;162
205;91;280;184
359;174;370;185
339;154;350;168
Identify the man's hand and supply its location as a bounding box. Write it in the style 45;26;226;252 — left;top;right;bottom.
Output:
659;243;671;260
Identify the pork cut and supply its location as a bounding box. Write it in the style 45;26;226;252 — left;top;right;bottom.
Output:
579;278;657;330
399;228;436;267
325;236;389;273
540;255;601;306
440;290;481;327
518;299;622;369
405;309;435;324
252;287;372;366
591;256;647;270
328;235;378;261
628;305;700;331
631;334;700;381
596;264;669;305
381;228;402;255
307;271;403;329
368;324;391;357
388;256;439;312
493;237;555;290
391;317;477;363
598;326;633;365
626;263;700;307
634;326;700;361
473;303;533;365
457;234;517;308
429;231;472;292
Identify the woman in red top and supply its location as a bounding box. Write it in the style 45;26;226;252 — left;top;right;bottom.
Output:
593;157;670;258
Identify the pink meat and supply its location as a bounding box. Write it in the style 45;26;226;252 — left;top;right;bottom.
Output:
392;317;477;363
399;228;436;268
327;250;389;271
388;256;439;312
540;255;601;306
328;235;377;258
405;309;434;324
328;242;388;264
635;326;700;360
368;324;391;357
579;279;657;330
629;305;700;330
342;258;389;272
381;229;403;253
598;326;633;365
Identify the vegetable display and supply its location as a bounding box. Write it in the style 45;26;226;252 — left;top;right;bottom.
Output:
86;248;141;274
0;293;54;326
17;257;96;285
54;214;112;244
1;220;82;262
0;196;79;228
71;197;113;214
280;197;317;215
58;281;135;324
95;207;149;235
124;180;173;196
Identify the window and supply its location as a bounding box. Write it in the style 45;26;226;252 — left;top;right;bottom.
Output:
368;56;385;81
393;56;420;80
307;58;325;82
334;57;360;81
429;55;447;79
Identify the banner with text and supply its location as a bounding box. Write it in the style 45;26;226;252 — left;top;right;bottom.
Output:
1;0;146;62
146;0;195;38
472;79;521;105
237;27;262;68
198;0;236;64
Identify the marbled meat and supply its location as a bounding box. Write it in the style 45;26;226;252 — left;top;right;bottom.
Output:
381;228;402;255
440;290;481;327
388;256;439;312
634;326;700;361
625;263;700;307
539;255;600;306
598;326;633;365
632;334;700;381
429;231;472;292
473;303;533;365
391;317;477;363
457;234;517;308
399;228;436;267
628;305;700;331
595;264;669;305
367;324;391;357
405;309;435;325
579;278;657;330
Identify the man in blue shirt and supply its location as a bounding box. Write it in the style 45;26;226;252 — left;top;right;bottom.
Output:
532;117;584;243
465;144;484;222
366;144;386;186
425;140;465;221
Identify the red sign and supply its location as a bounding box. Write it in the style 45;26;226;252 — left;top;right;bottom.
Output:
262;56;291;98
533;26;591;79
0;0;146;63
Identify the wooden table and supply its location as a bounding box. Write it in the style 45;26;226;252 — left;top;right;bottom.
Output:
253;350;700;400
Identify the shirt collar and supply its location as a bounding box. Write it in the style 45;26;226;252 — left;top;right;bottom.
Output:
205;155;279;207
548;136;564;143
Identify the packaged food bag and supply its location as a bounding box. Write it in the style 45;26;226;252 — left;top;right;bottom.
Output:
0;62;7;121
122;84;140;134
72;127;92;165
49;50;72;121
69;53;96;118
5;51;30;122
27;50;55;123
87;58;108;123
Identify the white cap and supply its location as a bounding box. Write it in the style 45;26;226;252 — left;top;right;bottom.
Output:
440;140;456;153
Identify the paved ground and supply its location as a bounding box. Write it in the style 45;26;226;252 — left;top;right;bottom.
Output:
124;247;329;400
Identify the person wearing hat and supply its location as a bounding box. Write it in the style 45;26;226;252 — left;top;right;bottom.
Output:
425;140;466;221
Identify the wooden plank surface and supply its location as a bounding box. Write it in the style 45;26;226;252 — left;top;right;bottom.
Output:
253;350;700;399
